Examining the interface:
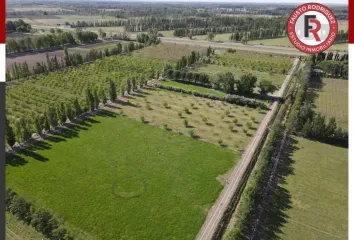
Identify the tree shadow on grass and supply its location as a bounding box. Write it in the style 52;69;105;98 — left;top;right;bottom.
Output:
250;136;298;240
6;110;117;167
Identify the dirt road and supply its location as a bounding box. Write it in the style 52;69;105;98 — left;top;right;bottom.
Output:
196;58;299;240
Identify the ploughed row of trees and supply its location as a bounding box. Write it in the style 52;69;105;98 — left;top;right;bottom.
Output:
7;41;146;81
6;30;98;54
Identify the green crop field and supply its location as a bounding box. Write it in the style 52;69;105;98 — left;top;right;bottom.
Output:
273;137;348;240
160;80;226;97
107;88;264;150
311;78;348;129
6;55;164;123
6;213;45;240
196;65;286;88
6;112;237;240
133;43;207;61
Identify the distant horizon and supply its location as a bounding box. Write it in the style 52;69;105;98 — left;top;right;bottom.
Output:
88;0;348;5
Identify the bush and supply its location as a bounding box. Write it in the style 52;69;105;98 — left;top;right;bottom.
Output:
233;118;238;124
246;122;252;128
140;116;145;123
217;139;223;145
163;101;168;108
202;116;208;124
183;119;188;127
188;129;195;138
154;84;268;109
5;188;76;239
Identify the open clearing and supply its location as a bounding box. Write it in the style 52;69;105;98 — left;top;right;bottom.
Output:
6;213;45;240
109;88;264;150
160;80;226;97
133;42;207;61
6;111;237;240
273;137;348;240
311;78;348;130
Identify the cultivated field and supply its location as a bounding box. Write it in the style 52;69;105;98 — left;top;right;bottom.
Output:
274;137;348;240
6;55;164;122
194;51;293;89
6;40;130;69
196;65;286;88
133;43;207;61
311;78;348;129
6;213;44;240
108;88;265;150
161;80;226;97
6;112;237;239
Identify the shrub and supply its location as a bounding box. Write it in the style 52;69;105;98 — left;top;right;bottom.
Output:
163;123;168;130
140;116;145;123
217;139;223;145
243;128;248;134
163;101;168;108
202;116;208;124
154;84;267;109
228;125;234;131
246;122;252;128
233;118;238;124
188;129;195;138
190;103;195;108
251;116;256;122
221;115;225;120
145;103;151;110
184;107;190;114
225;110;230;116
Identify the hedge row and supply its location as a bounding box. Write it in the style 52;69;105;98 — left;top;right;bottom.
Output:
5;188;86;240
224;120;284;239
155;84;268;109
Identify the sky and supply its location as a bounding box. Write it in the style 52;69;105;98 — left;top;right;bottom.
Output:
145;0;348;5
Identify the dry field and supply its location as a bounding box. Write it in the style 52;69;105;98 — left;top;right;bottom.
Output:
107;87;266;151
133;42;207;61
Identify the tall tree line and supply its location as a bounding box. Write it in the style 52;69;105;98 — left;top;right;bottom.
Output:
6;19;31;32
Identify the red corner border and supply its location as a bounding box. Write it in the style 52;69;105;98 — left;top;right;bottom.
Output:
350;0;354;43
0;0;4;43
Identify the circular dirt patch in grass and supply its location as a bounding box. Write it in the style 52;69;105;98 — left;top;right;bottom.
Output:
111;177;147;199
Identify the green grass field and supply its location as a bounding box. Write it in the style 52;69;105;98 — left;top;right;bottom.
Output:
110;88;264;150
160;80;226;97
193;33;233;42
85;26;126;33
249;37;348;52
276;137;348;239
6;111;237;240
312;78;348;129
6;213;45;240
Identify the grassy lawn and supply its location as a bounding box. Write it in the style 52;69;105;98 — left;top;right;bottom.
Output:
196;64;286;88
311;78;348;130
6;111;237;240
85;26;126;33
110;88;264;150
6;213;45;240
133;43;207;61
160;80;226;97
193;33;233;42
249;37;348;52
276;137;348;240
